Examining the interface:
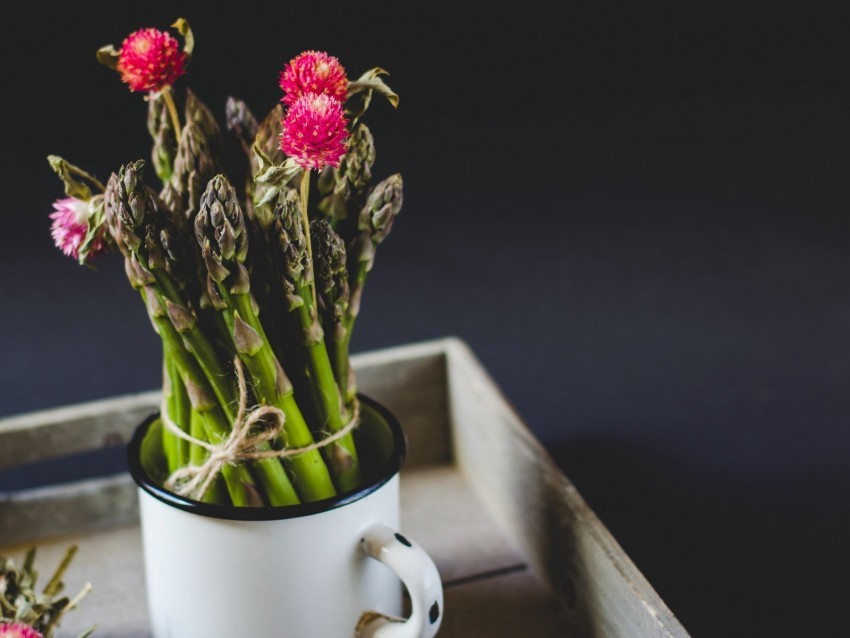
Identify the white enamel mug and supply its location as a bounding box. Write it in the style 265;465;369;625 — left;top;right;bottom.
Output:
128;396;443;638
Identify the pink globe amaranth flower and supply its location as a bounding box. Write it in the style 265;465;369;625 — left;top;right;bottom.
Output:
50;197;105;261
0;623;43;638
118;27;186;92
279;50;347;106
280;94;350;171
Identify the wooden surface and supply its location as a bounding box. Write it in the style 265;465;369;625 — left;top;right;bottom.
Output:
0;337;690;637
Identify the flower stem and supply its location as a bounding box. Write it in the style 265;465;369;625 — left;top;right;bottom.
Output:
161;87;182;137
300;170;318;307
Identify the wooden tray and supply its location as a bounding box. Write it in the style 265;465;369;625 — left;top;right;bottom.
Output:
0;338;689;637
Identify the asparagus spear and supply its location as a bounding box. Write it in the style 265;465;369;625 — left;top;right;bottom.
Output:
226;96;260;215
273;194;362;491
312;218;351;386
226;97;259;161
185;89;223;157
171;121;218;221
331;174;403;408
147;94;178;183
195;175;338;501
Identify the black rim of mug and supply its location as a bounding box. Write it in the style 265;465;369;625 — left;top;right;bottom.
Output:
126;394;407;521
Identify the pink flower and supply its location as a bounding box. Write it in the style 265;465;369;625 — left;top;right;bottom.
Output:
280;94;350;171
118;28;186;92
279;51;347;106
0;623;43;638
50;197;105;261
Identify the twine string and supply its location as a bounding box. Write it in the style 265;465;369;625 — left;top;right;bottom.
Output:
161;358;359;501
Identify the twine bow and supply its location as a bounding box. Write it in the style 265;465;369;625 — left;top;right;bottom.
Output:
161;358;359;501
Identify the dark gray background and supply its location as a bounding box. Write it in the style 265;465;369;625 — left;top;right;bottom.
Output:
2;2;849;635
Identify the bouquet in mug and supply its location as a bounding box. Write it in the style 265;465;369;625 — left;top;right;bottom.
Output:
48;18;402;507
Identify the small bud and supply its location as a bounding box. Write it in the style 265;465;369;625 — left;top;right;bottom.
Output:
166;299;197;333
232;313;263;356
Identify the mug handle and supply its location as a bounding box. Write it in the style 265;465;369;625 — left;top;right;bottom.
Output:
358;523;444;638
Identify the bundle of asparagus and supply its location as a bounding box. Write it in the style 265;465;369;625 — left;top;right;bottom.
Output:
48;19;403;507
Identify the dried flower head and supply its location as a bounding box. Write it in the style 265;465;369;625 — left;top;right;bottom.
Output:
280;94;350;171
279;51;347;106
0;623;43;638
118;28;186;92
50;197;105;261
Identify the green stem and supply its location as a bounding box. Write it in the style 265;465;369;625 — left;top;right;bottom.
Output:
294;282;361;492
189;408;207;467
300;170;319;308
333;260;369;409
170;356;191;468
332;329;355;408
161;87;182;140
162;347;179;473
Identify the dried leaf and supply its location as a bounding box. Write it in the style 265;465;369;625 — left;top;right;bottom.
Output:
347;68;399;108
47;156;105;201
96;44;119;70
171;17;195;64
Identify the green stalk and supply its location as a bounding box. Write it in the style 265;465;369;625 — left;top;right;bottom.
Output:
147;93;178;184
162;347;179;473
173;370;191;470
332;260;369;409
293;281;361;491
189;408;207;467
162;342;188;474
166;348;191;468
